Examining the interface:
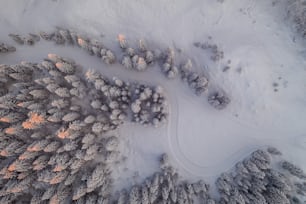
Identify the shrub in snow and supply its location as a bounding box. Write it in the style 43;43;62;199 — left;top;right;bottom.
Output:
52;30;66;44
23;35;37;46
194;41;224;61
158;155;171;173
267;146;282;156
281;161;306;179
8;34;24;44
208;91;230;110
58;29;74;44
0;43;16;53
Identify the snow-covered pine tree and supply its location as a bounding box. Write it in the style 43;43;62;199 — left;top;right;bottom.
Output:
86;164;109;193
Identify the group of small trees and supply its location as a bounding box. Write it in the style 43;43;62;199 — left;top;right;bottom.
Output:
119;35;154;71
7;28;231;110
180;59;209;96
193;41;224;62
130;84;168;126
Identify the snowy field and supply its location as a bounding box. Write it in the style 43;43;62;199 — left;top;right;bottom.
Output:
1;0;306;203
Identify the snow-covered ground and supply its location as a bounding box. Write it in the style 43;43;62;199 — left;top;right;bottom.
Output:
1;0;306;195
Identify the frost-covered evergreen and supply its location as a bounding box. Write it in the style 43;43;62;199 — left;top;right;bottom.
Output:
161;48;179;79
179;59;209;96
